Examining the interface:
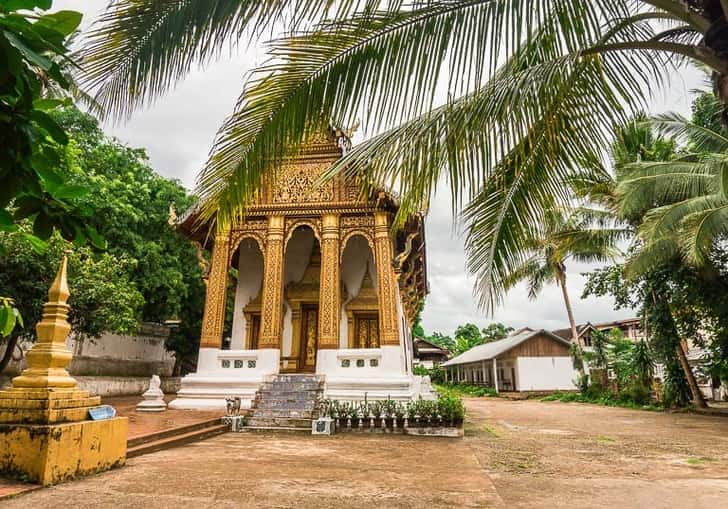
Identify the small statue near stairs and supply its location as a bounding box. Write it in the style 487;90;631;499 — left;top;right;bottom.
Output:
137;375;167;412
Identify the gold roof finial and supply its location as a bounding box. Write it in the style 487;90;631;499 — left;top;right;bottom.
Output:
48;255;70;305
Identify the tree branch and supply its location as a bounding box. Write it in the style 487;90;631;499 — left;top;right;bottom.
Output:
639;0;711;32
584;40;728;74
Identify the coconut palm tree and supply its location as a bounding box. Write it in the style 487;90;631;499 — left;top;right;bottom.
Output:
618;107;728;273
79;1;728;309
496;204;624;346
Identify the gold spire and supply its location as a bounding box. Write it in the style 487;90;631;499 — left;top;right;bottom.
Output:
10;255;76;389
47;254;69;304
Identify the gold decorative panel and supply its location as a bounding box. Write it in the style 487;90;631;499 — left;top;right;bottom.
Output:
272;163;335;204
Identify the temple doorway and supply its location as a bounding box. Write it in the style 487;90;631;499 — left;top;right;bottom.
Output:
298;304;319;372
282;226;321;373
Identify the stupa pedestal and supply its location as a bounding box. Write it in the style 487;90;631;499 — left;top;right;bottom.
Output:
136;375;167;412
0;257;127;485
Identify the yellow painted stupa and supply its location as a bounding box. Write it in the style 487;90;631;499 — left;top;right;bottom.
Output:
0;257;127;485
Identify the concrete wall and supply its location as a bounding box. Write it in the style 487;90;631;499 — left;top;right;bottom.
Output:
231;238;264;349
2;323;176;396
516;356;578;391
6;323;174;378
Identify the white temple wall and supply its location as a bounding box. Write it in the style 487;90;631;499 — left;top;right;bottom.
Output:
231;238;264;349
339;235;376;347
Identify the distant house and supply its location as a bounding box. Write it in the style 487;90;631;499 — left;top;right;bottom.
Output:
412;337;449;368
552;318;644;348
441;328;577;392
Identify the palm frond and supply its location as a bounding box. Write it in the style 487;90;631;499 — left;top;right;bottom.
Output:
80;0;395;119
650;112;728;153
199;0;640;226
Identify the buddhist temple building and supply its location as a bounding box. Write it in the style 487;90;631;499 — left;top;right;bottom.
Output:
170;130;430;409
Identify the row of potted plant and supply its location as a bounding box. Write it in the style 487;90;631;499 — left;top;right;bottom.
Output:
317;394;465;427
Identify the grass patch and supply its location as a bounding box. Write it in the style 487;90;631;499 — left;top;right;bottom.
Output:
464;421;500;437
435;383;499;398
686;457;715;465
595;435;617;444
542;391;664;412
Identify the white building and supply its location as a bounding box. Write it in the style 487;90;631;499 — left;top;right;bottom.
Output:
441;329;578;392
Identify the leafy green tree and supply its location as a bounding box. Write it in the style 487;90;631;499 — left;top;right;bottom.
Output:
590;330;610;370
80;1;728;313
0;228;143;372
424;332;454;353
0;1;98;244
52;106;207;368
480;323;513;343
0;106;207;373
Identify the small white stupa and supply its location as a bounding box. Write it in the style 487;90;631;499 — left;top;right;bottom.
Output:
136;375;167;412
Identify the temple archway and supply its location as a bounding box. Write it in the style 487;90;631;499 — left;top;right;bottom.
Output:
230;237;264;350
340;234;378;348
282;225;320;372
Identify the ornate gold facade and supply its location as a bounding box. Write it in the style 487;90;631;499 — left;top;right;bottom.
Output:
180;132;427;372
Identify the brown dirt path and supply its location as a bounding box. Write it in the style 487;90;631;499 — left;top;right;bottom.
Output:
464;397;728;508
1;432;502;508
5;398;728;508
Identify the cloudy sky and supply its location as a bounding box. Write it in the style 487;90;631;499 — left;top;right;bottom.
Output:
57;2;704;336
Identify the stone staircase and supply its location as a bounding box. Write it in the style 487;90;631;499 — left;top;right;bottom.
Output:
245;374;324;431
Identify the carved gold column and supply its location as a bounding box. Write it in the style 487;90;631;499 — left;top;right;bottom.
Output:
374;211;400;346
318;213;340;349
259;215;285;348
199;229;231;349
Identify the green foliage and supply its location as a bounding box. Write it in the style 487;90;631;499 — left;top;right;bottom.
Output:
413;364;445;385
0;227;143;338
631;340;654;388
80;1;696;316
427;364;445;384
589;330;610;370
437;383;498;398
51;107;207;362
0;1;98;246
436;392;465;423
423;331;454;352
0;297;22;338
542;391;663;412
413;365;429;376
569;343;584;373
0;106;205;367
449;322;513;356
321;393;465;424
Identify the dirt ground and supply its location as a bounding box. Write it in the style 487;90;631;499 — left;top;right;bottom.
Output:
464;398;728;508
5;398;728;508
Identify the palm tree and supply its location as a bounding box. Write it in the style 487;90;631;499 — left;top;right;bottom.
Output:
495;204;623;347
79;1;728;310
613;104;728;408
618;111;728;273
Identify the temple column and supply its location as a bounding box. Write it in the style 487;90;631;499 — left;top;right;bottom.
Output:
259;215;285;348
374;211;400;346
318;213;341;349
199;229;231;349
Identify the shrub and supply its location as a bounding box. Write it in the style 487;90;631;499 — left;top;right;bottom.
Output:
413;364;429;376
437;393;465;423
428;364;445;384
437;383;497;397
620;383;651;406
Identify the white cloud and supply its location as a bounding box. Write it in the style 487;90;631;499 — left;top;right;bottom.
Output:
56;2;703;336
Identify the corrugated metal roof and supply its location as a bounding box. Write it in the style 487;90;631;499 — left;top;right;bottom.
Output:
441;329;571;366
